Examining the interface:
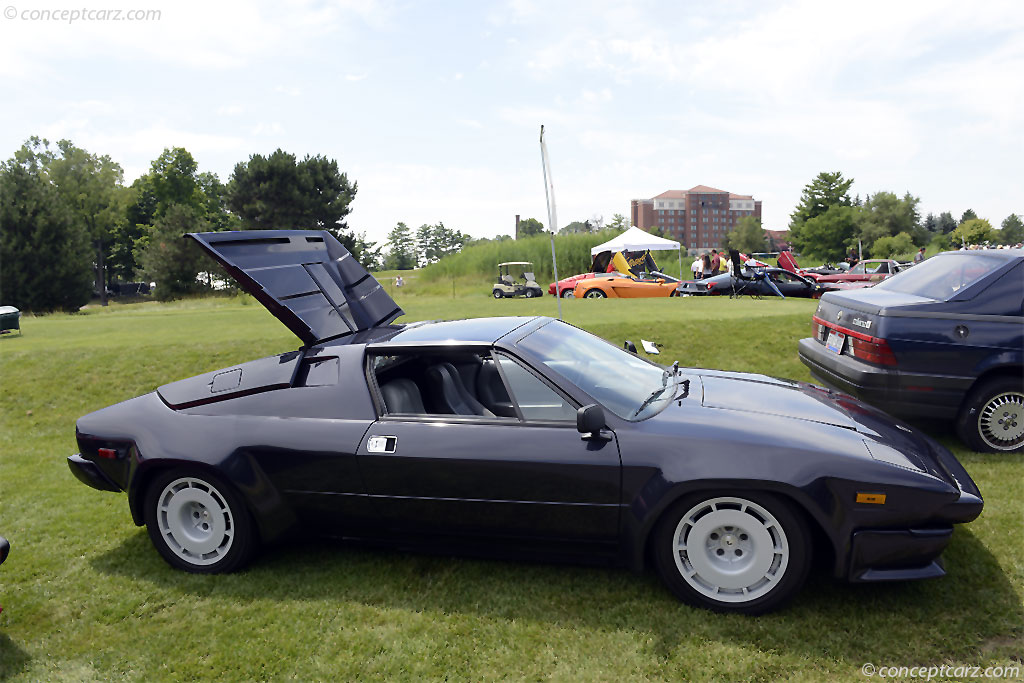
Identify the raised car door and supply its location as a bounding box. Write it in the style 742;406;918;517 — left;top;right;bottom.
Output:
357;352;622;542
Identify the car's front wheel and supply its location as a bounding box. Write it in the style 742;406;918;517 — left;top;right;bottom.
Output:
145;469;257;573
525;289;538;298
956;377;1024;453
492;289;503;299
652;492;810;614
560;288;574;298
583;289;606;299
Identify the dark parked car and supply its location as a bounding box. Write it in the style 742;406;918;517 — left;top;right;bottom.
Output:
675;268;825;298
799;249;1024;452
69;230;983;615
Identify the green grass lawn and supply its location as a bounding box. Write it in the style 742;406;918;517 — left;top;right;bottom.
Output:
1;294;1021;681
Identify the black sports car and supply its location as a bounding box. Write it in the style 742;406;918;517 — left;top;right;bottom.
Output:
675;268;825;298
69;230;983;614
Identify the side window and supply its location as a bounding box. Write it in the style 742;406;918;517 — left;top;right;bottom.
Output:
494;353;577;422
372;351;518;420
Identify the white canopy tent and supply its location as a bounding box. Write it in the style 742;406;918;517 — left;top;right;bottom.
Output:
591;226;683;279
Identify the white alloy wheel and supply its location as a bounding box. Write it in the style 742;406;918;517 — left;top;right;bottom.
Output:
156;477;235;566
671;496;789;603
978;390;1024;451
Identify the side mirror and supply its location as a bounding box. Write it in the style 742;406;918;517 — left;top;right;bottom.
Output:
623;340;637;354
577;403;607;437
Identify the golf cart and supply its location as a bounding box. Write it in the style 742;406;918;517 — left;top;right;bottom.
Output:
493;262;543;299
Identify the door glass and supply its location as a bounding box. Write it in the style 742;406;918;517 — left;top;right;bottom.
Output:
494;354;576;421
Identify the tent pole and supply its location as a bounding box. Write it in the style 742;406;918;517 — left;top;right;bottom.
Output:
678;247;682;280
540;125;562;320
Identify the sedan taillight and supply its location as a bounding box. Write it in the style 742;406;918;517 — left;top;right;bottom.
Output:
849;336;897;366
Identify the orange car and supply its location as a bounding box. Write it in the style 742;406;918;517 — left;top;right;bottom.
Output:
573;273;679;298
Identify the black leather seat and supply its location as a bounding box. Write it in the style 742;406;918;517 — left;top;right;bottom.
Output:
476;360;516;417
380;378;426;414
425;362;494;416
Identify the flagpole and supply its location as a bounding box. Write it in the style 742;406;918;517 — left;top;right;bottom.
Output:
540;125;562;320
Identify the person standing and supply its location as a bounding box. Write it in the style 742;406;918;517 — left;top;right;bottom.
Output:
710;249;721;276
691;253;704;280
914;247;926;264
702;253;713;280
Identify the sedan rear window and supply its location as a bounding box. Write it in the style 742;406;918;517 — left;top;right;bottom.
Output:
872;253;997;300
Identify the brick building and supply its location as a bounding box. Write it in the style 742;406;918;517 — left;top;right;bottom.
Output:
630;185;762;252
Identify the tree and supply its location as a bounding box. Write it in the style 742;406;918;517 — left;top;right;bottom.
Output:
46;140;129;306
415;222;468;265
959;208;978;224
350;231;383;271
228;149;357;244
608;213;627;231
789;205;858;261
922;213;938;233
384;222;417;270
1000;214;1023;244
559;220;591;234
855;191;921;253
871;232;915;258
790;171;854;227
0;139;93;312
134;204;211;300
951;219;995;246
722;216;766;254
516;217;545;237
936;211;957;234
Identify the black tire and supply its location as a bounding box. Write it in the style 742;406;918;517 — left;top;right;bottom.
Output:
560;288;573;298
144;469;257;573
583;289;606;299
652;491;811;615
525;289;538;298
492;289;503;299
955;377;1024;453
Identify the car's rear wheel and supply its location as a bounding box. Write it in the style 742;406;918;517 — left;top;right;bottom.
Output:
956;377;1024;453
584;289;606;299
652;492;810;614
492;289;503;299
145;469;257;573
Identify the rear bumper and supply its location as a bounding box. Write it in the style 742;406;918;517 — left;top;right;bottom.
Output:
68;454;122;492
797;337;967;420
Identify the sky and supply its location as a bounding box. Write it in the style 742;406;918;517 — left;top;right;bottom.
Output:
1;0;1021;244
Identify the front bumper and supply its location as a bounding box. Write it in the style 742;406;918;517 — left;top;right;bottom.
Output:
848;528;951;582
797;337;967;420
68;454;122;492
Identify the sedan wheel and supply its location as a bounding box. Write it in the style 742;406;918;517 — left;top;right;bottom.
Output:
957;377;1024;452
653;493;810;614
145;470;256;573
583;289;606;299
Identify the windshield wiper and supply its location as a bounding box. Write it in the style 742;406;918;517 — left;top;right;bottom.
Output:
632;361;680;418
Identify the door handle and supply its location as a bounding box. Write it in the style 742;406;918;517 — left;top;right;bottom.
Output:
367;436;397;453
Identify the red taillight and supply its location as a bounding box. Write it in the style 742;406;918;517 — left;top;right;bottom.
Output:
97;447;117;459
706;282;715;291
849;336;897;366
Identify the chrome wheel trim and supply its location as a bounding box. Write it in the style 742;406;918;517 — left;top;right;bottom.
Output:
672;496;789;603
157;477;234;566
978;390;1024;451
584;290;605;298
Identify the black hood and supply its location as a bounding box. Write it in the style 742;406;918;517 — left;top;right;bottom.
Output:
188;230;403;345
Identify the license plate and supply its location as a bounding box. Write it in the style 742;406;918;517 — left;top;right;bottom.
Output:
826;329;846;354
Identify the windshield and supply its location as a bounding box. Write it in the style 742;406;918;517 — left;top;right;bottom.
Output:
872;253;998;300
516;320;678;420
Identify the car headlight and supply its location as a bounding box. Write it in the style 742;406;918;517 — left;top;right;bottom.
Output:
862;439;924;472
